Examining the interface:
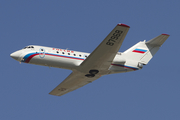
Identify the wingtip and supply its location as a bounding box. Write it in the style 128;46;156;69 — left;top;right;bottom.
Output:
162;33;170;36
117;23;130;28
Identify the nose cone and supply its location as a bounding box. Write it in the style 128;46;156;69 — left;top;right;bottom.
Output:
10;51;21;61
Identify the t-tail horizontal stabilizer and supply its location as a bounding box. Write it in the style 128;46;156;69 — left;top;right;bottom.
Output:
146;34;170;46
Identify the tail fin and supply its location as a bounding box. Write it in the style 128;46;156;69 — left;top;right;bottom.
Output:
123;34;170;64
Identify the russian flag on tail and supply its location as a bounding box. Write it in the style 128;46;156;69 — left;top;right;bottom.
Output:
133;48;147;54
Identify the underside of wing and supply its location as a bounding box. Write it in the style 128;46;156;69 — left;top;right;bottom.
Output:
49;23;130;96
49;70;101;96
77;23;130;74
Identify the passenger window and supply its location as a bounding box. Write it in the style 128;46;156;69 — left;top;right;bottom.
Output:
68;53;70;55
62;52;64;54
79;55;81;57
57;51;59;53
74;54;76;56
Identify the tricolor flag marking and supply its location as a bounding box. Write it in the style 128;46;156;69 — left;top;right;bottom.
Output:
133;48;147;54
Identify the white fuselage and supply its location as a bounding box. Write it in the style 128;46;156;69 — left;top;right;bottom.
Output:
9;23;169;96
10;45;140;75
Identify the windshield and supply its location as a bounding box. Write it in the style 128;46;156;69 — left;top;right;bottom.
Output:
23;46;34;49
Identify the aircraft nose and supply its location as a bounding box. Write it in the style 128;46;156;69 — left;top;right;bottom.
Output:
10;51;21;61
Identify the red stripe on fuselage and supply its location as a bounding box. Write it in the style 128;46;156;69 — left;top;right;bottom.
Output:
25;53;84;63
132;50;145;53
46;54;84;60
25;54;39;63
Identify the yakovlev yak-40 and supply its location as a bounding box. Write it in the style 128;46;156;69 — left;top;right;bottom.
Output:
10;23;170;96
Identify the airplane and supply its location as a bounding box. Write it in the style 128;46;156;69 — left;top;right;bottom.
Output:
10;23;170;96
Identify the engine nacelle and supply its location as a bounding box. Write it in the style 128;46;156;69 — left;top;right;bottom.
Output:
112;55;126;64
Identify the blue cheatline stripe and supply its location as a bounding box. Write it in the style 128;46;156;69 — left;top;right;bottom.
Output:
21;52;37;62
22;52;85;63
45;53;85;60
111;64;139;70
134;48;147;52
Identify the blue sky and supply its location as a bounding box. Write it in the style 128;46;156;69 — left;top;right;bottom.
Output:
1;0;180;119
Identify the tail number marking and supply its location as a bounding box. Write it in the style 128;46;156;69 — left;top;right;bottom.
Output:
106;30;123;46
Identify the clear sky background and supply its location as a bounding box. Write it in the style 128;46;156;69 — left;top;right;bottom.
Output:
1;0;180;120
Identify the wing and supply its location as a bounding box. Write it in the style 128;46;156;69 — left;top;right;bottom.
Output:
77;23;130;74
49;70;101;96
49;23;130;96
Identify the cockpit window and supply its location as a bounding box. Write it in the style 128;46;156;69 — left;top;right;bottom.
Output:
23;46;34;49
